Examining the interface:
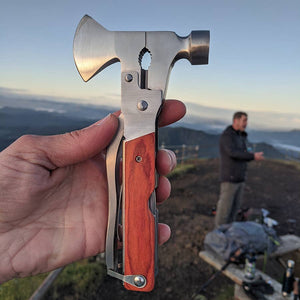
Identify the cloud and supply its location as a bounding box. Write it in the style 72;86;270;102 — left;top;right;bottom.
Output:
0;86;120;108
0;86;29;95
185;102;300;131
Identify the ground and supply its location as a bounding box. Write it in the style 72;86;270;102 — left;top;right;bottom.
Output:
93;158;300;300
2;158;300;300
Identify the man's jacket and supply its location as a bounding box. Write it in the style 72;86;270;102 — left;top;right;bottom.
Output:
219;125;254;183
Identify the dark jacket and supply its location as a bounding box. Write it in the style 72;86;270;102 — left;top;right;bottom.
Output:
219;125;254;183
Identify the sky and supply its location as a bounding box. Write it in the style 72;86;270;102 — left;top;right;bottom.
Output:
0;0;300;130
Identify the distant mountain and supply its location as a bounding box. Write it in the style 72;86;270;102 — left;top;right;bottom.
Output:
0;107;98;151
175;114;300;156
0;100;291;160
249;129;300;148
0;96;115;121
176;116;300;149
159;127;285;160
0;95;118;151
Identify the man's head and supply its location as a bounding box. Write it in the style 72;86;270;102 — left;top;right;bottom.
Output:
232;111;248;132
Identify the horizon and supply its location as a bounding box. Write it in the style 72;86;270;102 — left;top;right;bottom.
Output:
1;88;300;132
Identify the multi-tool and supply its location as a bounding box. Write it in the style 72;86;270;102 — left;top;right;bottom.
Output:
73;15;209;292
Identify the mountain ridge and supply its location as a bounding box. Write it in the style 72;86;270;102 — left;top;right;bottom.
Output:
0;103;296;160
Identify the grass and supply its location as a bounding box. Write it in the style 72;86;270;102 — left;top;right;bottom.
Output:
212;285;234;300
0;273;48;300
270;158;300;171
0;258;106;300
193;285;234;300
168;162;196;178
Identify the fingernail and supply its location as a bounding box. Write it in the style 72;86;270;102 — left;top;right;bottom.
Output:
166;149;177;170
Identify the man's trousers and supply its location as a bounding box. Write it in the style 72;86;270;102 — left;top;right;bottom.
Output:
215;181;245;227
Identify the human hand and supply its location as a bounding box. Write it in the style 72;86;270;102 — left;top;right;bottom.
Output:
254;152;264;160
0;99;185;283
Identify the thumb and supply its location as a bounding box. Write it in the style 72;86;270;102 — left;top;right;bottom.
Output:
40;114;119;167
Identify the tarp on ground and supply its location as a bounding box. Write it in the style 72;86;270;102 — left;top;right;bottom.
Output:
204;221;279;261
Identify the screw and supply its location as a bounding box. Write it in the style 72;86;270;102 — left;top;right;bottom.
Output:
125;73;133;82
137;100;148;111
134;275;146;287
135;156;142;163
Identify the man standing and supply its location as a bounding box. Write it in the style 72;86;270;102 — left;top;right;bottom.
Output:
215;111;264;227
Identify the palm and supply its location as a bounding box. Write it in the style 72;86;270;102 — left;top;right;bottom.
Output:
0;153;108;277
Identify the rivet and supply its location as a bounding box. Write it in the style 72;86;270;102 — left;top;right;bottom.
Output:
135;156;142;163
125;73;133;82
134;275;146;287
137;100;148;111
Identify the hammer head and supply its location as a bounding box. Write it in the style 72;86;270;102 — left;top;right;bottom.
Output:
73;15;209;93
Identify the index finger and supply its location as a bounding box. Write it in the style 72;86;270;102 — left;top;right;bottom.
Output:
108;99;185;127
158;100;186;128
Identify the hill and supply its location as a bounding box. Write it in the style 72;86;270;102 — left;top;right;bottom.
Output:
0;106;101;151
93;158;300;300
1;106;286;160
1;159;300;299
159;126;285;160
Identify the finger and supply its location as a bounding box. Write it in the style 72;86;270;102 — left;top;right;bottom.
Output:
156;176;171;204
158;223;171;245
158;100;186;128
40;114;119;168
117;223;171;247
87;110;121;127
156;149;177;176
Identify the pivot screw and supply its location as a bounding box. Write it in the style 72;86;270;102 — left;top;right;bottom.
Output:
134;275;146;287
137;100;148;111
125;73;133;82
135;156;142;163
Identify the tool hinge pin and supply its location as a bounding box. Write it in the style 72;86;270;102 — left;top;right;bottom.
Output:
125;73;133;82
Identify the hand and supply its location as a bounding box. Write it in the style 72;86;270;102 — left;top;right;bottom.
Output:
254;152;264;160
0;99;185;283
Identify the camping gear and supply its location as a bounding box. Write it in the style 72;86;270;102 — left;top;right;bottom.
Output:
193;249;244;296
244;252;257;280
282;260;295;296
242;276;274;300
204;221;279;261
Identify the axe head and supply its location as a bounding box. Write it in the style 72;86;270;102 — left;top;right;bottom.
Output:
73;15;119;82
73;15;209;90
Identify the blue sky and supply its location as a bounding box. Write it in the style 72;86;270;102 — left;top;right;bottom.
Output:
0;0;299;129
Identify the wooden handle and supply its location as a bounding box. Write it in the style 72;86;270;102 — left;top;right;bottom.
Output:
123;133;156;292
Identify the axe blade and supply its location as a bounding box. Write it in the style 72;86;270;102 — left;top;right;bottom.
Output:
73;15;119;82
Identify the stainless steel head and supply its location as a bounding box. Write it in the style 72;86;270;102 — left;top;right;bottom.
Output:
73;15;209;95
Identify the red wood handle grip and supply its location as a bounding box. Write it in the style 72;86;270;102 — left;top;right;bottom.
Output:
123;133;156;291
